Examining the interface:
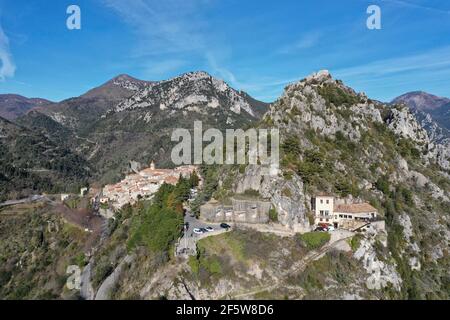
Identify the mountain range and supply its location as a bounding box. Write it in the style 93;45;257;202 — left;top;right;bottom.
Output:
0;70;449;300
1;72;269;187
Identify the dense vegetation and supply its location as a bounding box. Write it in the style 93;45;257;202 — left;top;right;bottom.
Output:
0;118;90;200
0;203;89;299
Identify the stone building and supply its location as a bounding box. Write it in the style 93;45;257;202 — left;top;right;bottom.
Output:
200;198;272;224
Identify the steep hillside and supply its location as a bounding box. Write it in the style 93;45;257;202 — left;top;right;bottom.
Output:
2;71;448;300
0;94;52;121
67;71;449;301
0;117;90;200
191;71;450;299
87;71;269;182
0;202;93;299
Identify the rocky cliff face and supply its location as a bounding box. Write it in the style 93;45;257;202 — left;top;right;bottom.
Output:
232;70;449;228
223;71;449;297
234;165;308;231
392;91;450;170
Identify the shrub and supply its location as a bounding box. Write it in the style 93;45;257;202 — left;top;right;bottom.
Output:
269;208;278;222
318;84;359;107
375;176;390;195
349;234;363;251
298;232;331;250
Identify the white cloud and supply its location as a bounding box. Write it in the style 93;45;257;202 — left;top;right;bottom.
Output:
0;23;16;81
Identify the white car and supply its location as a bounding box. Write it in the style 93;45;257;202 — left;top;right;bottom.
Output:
327;226;335;232
205;226;214;232
193;228;203;235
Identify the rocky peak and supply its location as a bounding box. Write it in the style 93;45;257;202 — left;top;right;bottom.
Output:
261;71;450;171
110;71;258;118
305;69;332;82
264;70;379;141
109;74;151;92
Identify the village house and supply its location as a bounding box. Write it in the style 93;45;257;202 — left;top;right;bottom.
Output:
312;195;378;229
102;161;199;209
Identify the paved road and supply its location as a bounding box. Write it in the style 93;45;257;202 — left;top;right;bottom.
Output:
176;210;228;256
0;195;45;208
95;255;134;300
80;262;95;300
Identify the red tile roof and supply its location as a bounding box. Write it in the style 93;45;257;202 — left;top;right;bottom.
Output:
334;203;377;213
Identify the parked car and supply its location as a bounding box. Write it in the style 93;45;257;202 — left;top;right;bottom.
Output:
327;226;335;232
205;226;214;232
220;223;231;229
193;228;203;234
184;222;189;230
314;226;326;232
200;228;208;233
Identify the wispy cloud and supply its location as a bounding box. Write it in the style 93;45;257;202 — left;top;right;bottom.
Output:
101;0;211;61
334;46;450;78
332;46;450;100
0;22;16;81
144;59;187;78
381;0;450;15
101;0;262;93
277;31;322;54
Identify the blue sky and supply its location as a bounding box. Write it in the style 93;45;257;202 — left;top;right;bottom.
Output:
0;0;449;102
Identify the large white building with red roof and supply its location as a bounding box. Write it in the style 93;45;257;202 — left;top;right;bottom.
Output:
312;195;378;229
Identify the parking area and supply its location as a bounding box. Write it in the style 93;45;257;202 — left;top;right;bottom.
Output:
175;210;231;257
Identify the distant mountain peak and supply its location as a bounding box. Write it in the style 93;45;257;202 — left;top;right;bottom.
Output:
0;94;53;121
392;91;450;111
392;91;450;143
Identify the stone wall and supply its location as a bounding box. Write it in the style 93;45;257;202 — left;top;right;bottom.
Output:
200;198;271;224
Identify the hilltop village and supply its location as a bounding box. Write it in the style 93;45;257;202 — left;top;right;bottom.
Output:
99;162;199;209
